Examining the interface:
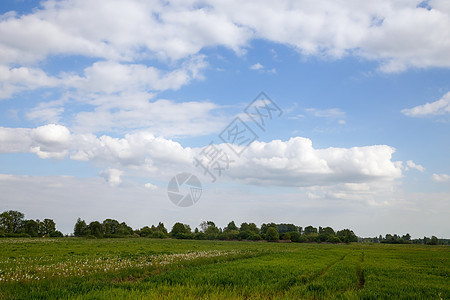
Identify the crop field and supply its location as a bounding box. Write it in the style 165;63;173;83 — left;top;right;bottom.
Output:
0;238;448;299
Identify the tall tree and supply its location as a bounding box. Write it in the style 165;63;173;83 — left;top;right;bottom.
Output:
171;222;187;236
24;219;40;237
103;219;120;235
224;221;238;232
42;219;56;235
88;221;103;238
74;218;88;237
336;229;358;243
0;210;24;233
304;225;318;235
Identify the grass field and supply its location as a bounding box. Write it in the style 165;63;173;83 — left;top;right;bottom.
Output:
0;238;448;299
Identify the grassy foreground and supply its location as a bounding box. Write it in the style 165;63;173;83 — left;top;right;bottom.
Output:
0;238;448;299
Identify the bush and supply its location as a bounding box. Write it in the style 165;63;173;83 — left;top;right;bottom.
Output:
174;233;193;239
247;233;262;241
194;232;206;240
280;233;291;240
5;233;31;238
266;227;279;242
49;231;64;238
218;230;239;240
289;231;301;242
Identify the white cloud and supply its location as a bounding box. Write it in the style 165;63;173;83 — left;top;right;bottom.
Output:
432;173;450;182
0;0;449;72
0;127;32;153
225;137;402;187
306;108;346;118
65;56;207;95
144;183;158;190
211;0;450;72
401;92;450;117
100;168;123;187
0;125;404;188
26;100;65;123
250;63;264;70
0;65;59;99
29;124;71;159
72;98;225;136
405;160;425;172
306;108;346;124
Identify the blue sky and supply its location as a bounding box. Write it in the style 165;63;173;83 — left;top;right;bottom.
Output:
0;0;449;237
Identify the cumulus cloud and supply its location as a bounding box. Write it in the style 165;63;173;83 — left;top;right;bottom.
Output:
405;160;425;172
29;124;71;159
65;56;207;95
0;65;59;99
100;168;123;187
0;124;71;159
250;63;264;70
0;125;404;188
432;173;450;182
225;137;402;187
0;0;449;72
401;92;450;117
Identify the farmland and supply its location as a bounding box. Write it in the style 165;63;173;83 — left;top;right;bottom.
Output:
0;238;448;299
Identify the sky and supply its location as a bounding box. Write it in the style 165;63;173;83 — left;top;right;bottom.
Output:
0;0;449;238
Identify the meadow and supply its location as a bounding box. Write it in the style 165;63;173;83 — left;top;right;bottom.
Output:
0;238;448;299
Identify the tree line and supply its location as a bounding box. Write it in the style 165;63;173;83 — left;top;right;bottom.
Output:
73;218;358;243
1;210;447;245
359;233;447;245
0;210;63;237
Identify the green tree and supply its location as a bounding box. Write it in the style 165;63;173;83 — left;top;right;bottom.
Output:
276;223;298;234
199;221;219;240
0;212;14;234
266;227;279;242
289;231;301;242
24;219;40;237
88;221;103;238
117;222;133;235
171;222;192;239
156;222;168;237
42;219;56;235
74;218;88;237
49;230;64;237
319;226;335;235
260;223;277;238
336;229;358;243
304;225;318;235
224;221;238;232
428;236;439;245
103;219;120;235
138;226;152;237
0;210;24;233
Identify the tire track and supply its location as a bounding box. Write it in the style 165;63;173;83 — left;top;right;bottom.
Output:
356;251;365;289
286;253;349;290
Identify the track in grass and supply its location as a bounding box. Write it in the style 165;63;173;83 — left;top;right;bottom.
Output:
0;239;448;299
357;251;365;289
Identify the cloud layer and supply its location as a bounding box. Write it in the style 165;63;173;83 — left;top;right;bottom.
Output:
402;92;450;117
1;0;449;70
0;125;404;190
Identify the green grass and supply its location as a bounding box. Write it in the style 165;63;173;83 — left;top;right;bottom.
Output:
0;239;448;299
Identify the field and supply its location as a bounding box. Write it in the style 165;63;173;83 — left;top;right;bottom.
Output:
0;238;448;299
